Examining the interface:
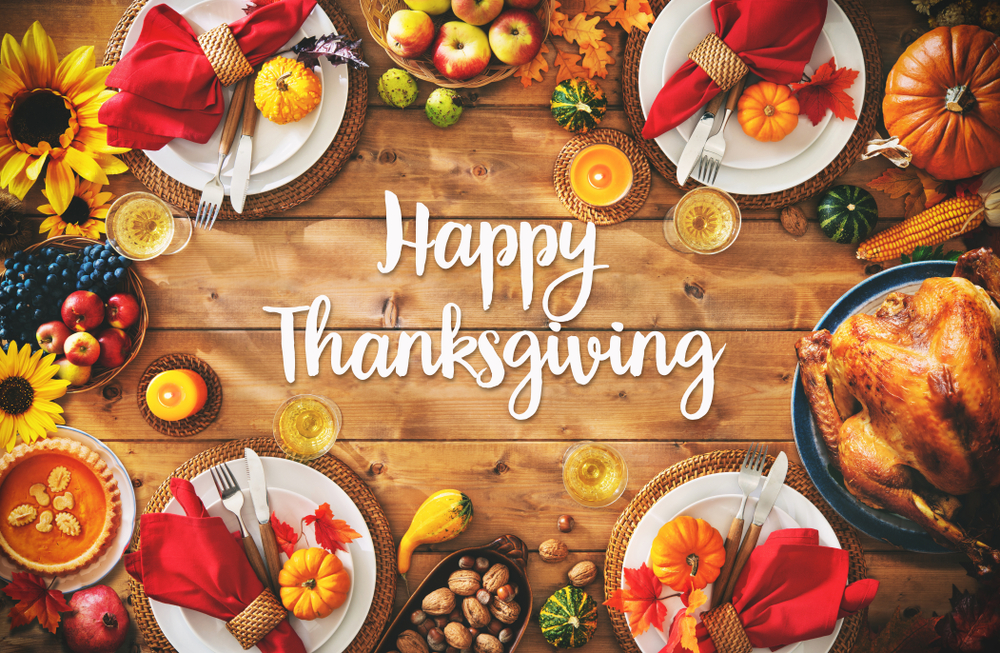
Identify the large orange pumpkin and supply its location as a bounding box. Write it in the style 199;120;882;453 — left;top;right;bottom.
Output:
883;25;1000;180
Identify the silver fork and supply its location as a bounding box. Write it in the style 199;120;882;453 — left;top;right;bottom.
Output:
210;462;271;590
195;76;250;231
696;76;747;187
710;442;768;608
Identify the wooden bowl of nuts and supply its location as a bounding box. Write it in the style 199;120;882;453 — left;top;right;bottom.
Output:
376;534;533;653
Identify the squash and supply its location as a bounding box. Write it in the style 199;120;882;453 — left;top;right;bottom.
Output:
397;490;473;576
648;515;725;593
539;586;598;648
883;25;1000;181
551;78;607;134
254;56;322;125
818;185;879;244
737;81;799;142
278;547;351;620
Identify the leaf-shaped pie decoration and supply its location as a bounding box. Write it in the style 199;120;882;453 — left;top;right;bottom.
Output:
47;466;70;493
55;512;80;536
7;504;37;527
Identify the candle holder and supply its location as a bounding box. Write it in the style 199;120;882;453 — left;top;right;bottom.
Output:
137;353;223;437
554;129;651;225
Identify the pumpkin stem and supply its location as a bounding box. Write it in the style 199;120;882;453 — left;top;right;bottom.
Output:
276;71;292;93
686;553;700;577
764;105;775;117
847;203;856;211
568;616;581;628
301;578;317;590
575;101;592;114
946;85;974;113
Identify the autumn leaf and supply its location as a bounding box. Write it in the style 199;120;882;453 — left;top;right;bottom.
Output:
936;585;1000;652
515;42;550;88
868;167;948;218
584;0;615;14
272;511;300;557
604;562;675;636
663;588;707;653
562;13;605;48
790;57;859;126
852;607;941;653
550;0;568;36
580;40;614;78
604;0;654;33
554;48;589;82
2;572;72;633
303;503;362;554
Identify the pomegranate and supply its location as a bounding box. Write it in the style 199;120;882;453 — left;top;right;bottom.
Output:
62;585;129;653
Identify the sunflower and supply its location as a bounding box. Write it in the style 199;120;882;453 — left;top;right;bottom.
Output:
0;341;69;452
0;21;129;214
38;176;111;239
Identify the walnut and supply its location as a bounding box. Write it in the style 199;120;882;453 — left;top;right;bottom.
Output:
55;512;81;536
35;510;53;533
568;561;598;587
474;633;503;653
422;588;456;616
489;596;520;624
447;569;481;596
7;504;37;527
397;630;430;653
462;596;490;628
481;564;509;593
47;466;70;493
444;622;473;649
780;205;808;236
53;492;74;511
538;539;568;562
28;483;50;506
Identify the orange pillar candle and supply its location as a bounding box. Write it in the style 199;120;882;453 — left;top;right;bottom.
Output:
146;369;208;421
569;144;634;207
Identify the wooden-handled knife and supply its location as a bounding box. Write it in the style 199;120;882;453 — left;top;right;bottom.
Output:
245;447;283;596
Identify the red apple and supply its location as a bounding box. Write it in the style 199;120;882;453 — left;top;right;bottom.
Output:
61;290;105;332
386;9;436;58
106;293;140;330
505;0;540;8
488;9;543;66
64;331;100;366
432;22;492;81
56;358;92;386
96;328;131;369
452;0;503;26
36;321;72;355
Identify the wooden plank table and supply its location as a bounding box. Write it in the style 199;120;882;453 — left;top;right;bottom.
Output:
0;0;980;651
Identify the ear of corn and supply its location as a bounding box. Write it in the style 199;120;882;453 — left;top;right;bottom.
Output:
856;194;986;262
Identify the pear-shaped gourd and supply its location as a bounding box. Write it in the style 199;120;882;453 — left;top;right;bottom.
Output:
398;490;473;576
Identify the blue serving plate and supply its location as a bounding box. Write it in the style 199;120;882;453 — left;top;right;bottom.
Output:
791;261;955;553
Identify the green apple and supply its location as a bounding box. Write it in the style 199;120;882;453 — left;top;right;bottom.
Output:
403;0;450;15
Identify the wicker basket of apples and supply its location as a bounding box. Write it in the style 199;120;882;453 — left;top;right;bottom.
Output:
1;236;148;394
362;0;552;88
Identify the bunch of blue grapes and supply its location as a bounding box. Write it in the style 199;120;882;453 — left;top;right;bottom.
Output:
75;244;133;301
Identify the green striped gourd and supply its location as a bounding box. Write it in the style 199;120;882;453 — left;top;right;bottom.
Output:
818;185;879;244
539;586;598;648
550;78;607;134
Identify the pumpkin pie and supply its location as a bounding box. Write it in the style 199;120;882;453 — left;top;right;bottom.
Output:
0;438;121;576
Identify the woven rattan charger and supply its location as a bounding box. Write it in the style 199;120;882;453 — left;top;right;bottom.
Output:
554;129;652;225
605;450;868;653
102;0;367;219
128;438;396;653
137;354;222;437
622;0;882;209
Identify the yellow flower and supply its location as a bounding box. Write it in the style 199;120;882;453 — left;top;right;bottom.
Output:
38;176;111;239
0;341;69;452
0;21;129;214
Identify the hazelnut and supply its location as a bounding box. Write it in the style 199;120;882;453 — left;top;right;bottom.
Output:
487;619;503;635
498;628;514;645
448;609;464;623
495;584;515;603
463;596;490;629
411;609;429;626
427;627;447;652
539;539;569;562
417;622;431;636
446;649;460;653
474;557;491;574
474;634;503;653
482;564;509;593
467;627;480;639
459;555;476;570
398;630;430;653
434;616;450;629
476;589;491;605
558;514;575;532
489;596;520;624
423;588;457;616
568;560;598;587
444;622;473;649
448;569;482;596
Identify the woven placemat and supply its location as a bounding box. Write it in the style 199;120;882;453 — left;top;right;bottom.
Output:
622;0;881;209
604;450;868;653
127;438;396;653
102;0;367;219
553;129;652;225
137;354;222;437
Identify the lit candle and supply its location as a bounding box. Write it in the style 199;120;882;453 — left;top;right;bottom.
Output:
569;144;634;207
146;369;208;421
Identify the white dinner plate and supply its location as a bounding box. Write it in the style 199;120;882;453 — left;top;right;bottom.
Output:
638;0;865;195
621;472;842;653
120;0;349;195
149;456;376;653
665;1;834;170
0;426;138;594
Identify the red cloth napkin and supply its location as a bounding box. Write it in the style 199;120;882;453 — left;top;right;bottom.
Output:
123;478;306;653
662;528;879;653
99;0;317;150
642;0;827;140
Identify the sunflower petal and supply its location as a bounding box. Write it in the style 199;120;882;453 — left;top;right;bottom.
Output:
21;22;57;88
0;150;30;188
6;167;35;200
64;146;108;185
91;152;129;174
25;150;47;181
53;45;94;93
64;64;112;106
0;418;15;452
94;191;113;205
75;126;130;156
0;64;27;97
43;157;74;214
1;33;29;84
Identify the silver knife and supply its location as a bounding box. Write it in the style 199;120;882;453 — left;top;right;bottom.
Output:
230;71;259;214
717;451;789;605
245;447;282;595
675;91;727;186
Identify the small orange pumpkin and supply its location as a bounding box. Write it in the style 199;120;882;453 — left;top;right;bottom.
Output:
255;56;321;125
279;547;351;620
737;81;800;142
648;516;725;592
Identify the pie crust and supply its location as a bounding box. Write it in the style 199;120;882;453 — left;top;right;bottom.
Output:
0;438;121;577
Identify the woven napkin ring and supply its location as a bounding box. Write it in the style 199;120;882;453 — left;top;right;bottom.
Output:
197;23;254;87
688;33;749;92
225;588;286;650
701;603;753;653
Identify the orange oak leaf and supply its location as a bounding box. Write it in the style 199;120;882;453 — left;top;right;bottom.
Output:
550;0;568;36
584;0;616;14
2;572;72;633
554;48;590;82
272;511;300;557
562;13;605;48
664;588;708;653
790;57;859;126
580;39;614;78
868;167;948;218
604;562;676;636
605;0;654;33
303;503;362;554
515;41;550;88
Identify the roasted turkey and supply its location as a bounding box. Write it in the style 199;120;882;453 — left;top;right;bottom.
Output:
796;248;1000;573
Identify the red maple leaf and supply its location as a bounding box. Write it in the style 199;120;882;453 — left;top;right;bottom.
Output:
272;511;300;557
790;57;859;126
2;572;72;633
935;585;1000;652
604;562;676;636
303;503;362;554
